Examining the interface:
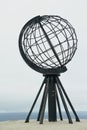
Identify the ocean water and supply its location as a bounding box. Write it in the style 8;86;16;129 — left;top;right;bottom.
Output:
0;111;87;121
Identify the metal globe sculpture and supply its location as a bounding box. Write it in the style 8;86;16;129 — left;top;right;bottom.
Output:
19;15;77;74
19;15;80;124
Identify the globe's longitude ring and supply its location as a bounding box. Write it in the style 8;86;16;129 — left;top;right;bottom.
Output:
19;15;77;74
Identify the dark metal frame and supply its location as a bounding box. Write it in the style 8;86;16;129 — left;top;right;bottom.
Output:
25;74;80;124
18;15;80;124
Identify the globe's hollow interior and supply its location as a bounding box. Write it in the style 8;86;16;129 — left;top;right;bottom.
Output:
19;15;77;73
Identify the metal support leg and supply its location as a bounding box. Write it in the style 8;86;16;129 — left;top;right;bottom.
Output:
57;77;80;122
39;77;49;124
56;77;73;124
25;78;46;123
55;87;63;120
37;85;47;121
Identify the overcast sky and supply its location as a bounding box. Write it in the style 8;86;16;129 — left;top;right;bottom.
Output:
0;0;87;113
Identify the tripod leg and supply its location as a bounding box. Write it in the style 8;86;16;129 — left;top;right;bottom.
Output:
57;77;80;122
55;87;63;120
56;77;73;124
39;77;49;124
25;77;46;123
37;85;47;121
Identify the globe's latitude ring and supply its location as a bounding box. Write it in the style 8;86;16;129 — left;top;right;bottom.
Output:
19;15;77;74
